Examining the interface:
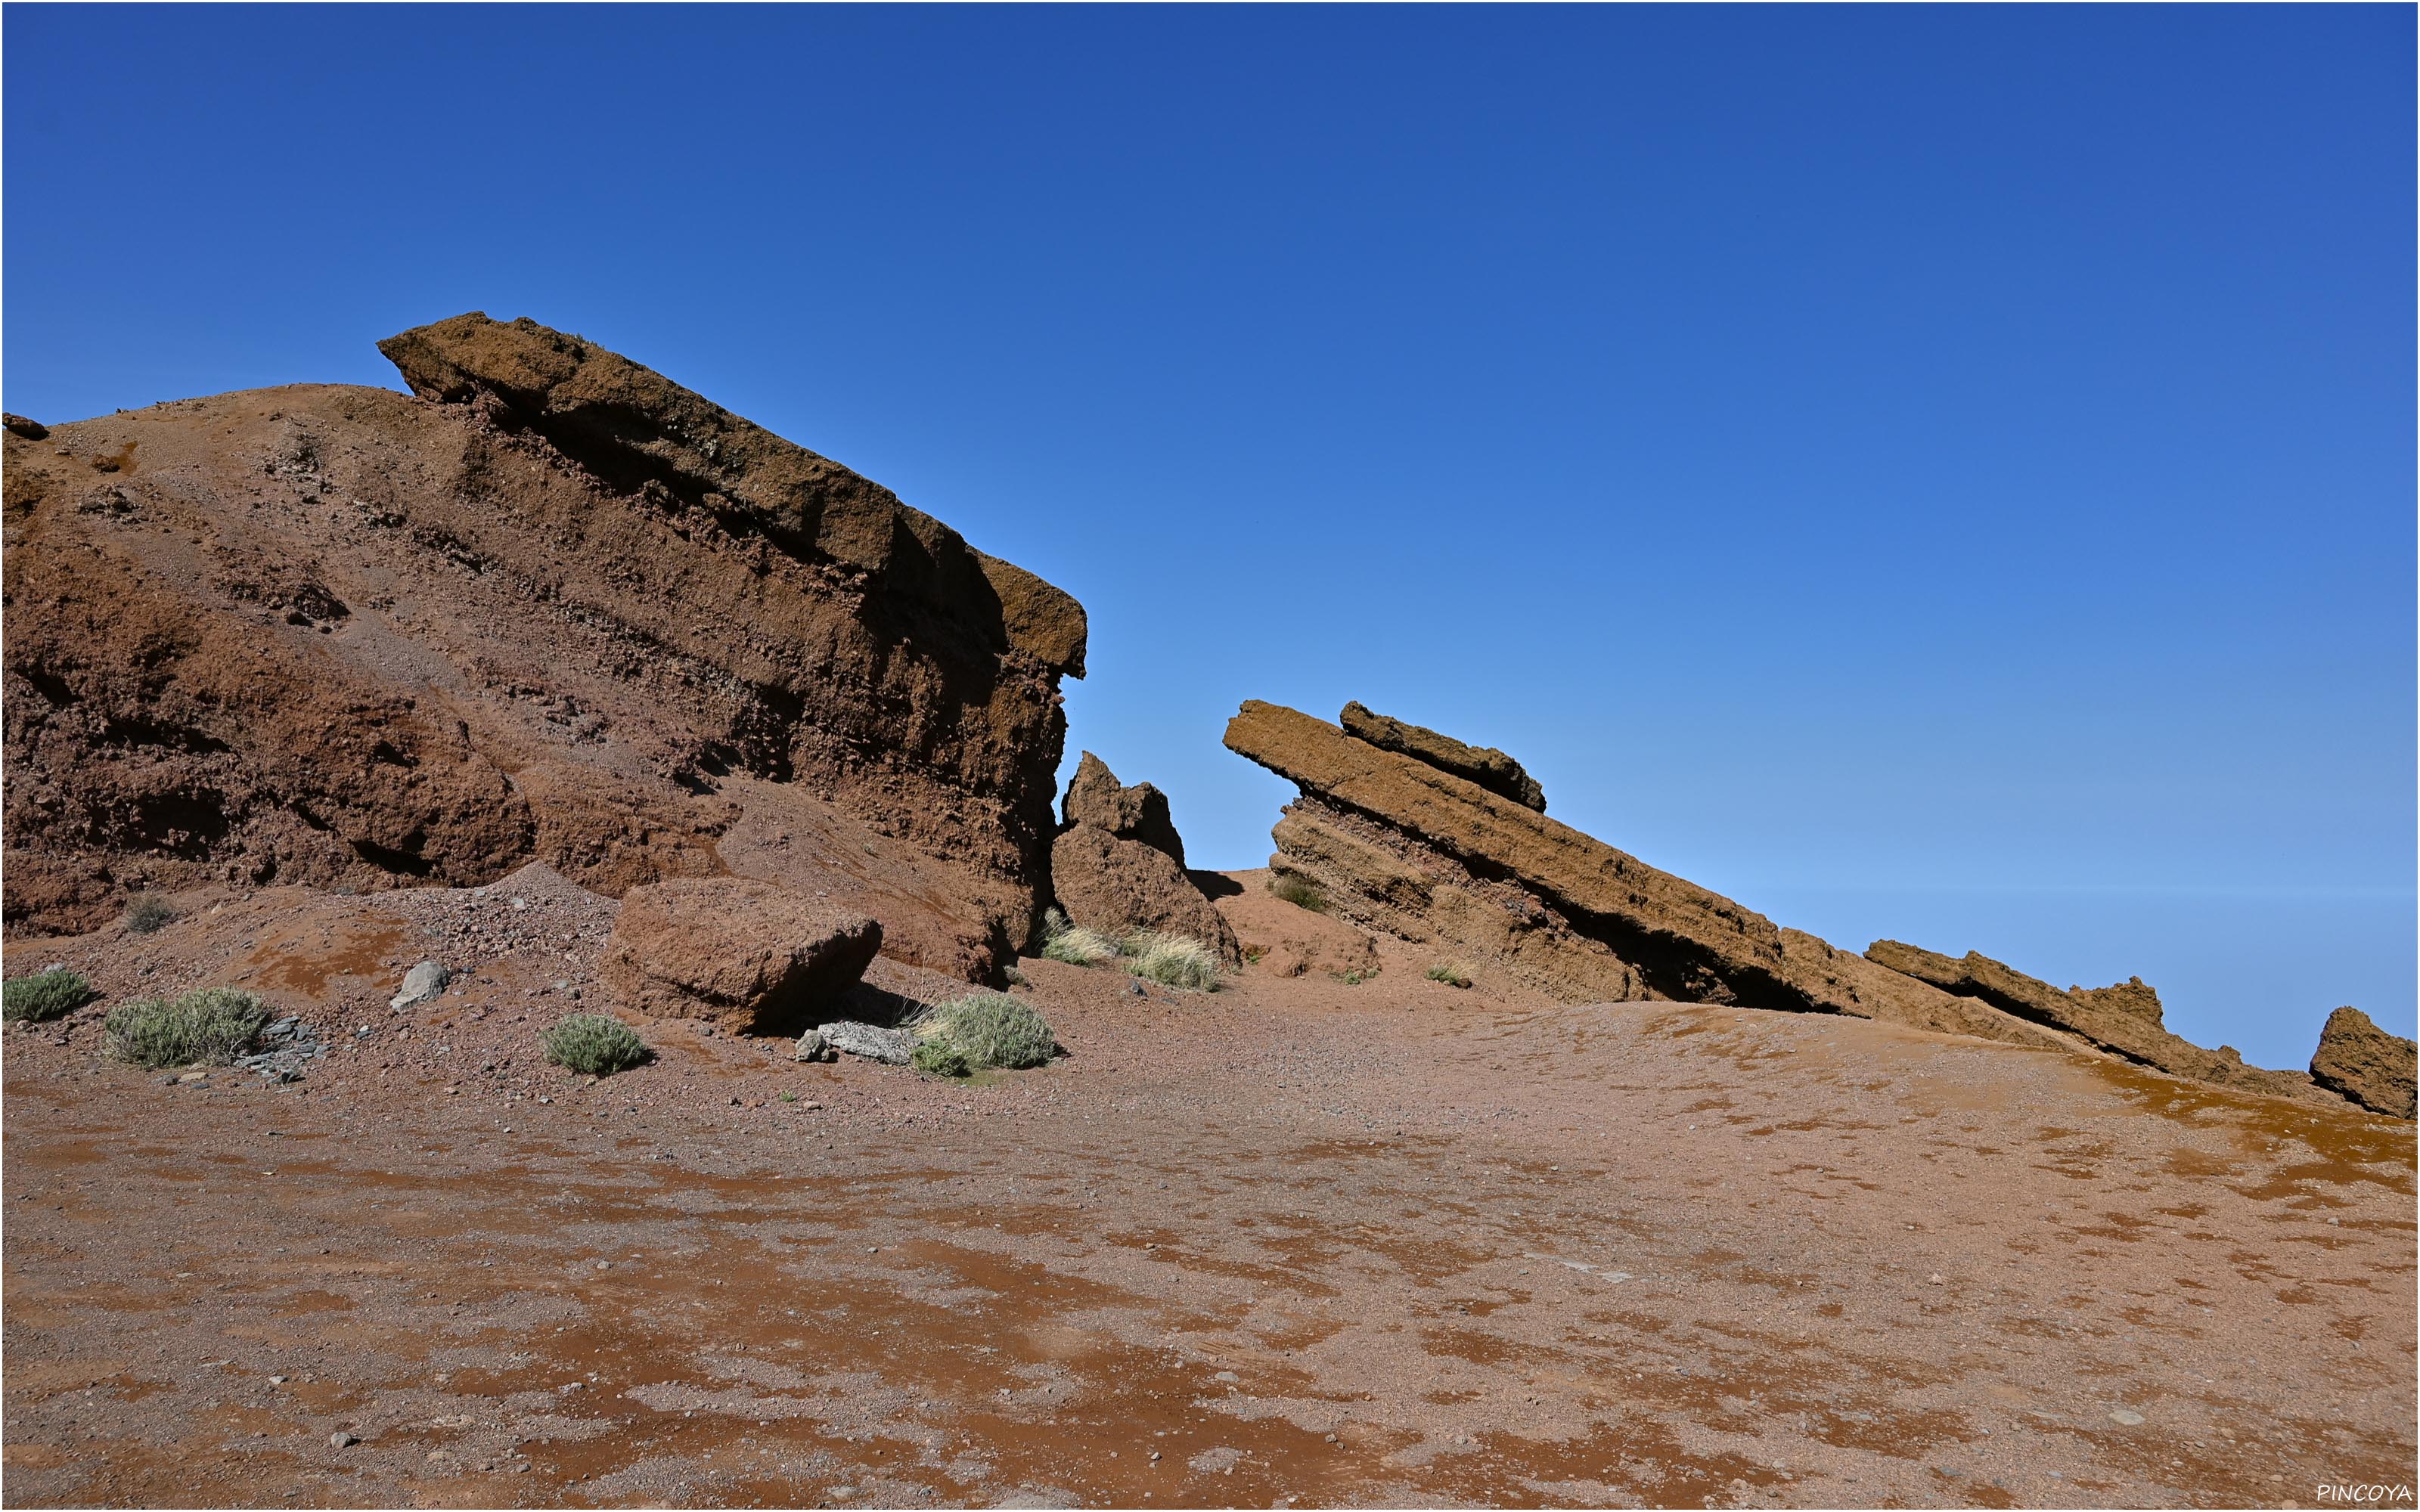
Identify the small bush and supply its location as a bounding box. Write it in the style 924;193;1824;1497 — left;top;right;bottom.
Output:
917;992;1057;1071
1336;968;1376;986
104;987;271;1067
1270;874;1327;912
1123;932;1222;992
122;894;178;935
911;1040;973;1078
1426;963;1474;989
542;1014;649;1076
4;970;94;1024
1039;907;1118;968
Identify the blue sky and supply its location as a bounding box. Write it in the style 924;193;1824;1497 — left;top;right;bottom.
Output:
8;5;2411;1064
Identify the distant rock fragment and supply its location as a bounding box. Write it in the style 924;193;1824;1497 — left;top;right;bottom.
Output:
2309;1006;2416;1120
1049;754;1241;965
3;414;48;441
601;878;881;1036
818;1020;914;1065
1340;701;1546;811
389;962;452;1012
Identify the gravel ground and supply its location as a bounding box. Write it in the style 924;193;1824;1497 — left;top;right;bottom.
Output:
2;872;2412;1508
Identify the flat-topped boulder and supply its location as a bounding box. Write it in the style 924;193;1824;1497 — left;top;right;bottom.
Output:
601;878;882;1035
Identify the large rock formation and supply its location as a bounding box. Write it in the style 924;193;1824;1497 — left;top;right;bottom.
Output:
1339;702;1545;811
3;314;1084;979
2308;1006;2417;1120
1863;941;2341;1107
1048;753;1241;964
1223;699;2056;1044
600;878;882;1035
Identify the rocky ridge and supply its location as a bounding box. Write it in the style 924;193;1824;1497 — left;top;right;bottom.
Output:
1225;698;2414;1117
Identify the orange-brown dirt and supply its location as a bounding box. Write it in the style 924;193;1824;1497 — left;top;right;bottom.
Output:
4;871;2412;1508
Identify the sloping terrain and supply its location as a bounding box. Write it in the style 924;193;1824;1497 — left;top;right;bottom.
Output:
2;873;2412;1508
2;315;1084;978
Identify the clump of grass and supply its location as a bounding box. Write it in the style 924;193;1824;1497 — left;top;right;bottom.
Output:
914;992;1058;1076
1122;931;1222;992
1336;968;1377;986
4;969;95;1024
1426;963;1475;989
1039;906;1118;968
122;894;178;935
103;987;271;1067
541;1013;649;1076
1270;874;1327;912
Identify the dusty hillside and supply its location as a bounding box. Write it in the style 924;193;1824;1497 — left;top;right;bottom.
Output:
1;870;2412;1508
2;314;1084;978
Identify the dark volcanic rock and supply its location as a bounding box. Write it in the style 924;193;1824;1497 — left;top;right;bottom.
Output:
600;878;882;1036
1049;754;1239;965
2310;1006;2416;1120
4;314;1084;979
1339;701;1546;811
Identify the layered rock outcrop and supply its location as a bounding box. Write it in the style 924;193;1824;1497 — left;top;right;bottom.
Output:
1048;753;1240;964
3;314;1084;979
1339;702;1545;811
601;878;882;1035
1223;700;2054;1043
1863;941;2341;1106
2308;1006;2417;1120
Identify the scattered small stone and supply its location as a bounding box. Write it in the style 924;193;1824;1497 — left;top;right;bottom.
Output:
2109;1408;2145;1427
390;961;452;1012
330;1431;358;1448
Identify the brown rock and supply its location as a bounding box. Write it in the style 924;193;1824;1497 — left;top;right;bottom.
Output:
1865;941;2340;1106
4;316;1084;978
2310;1006;2416;1120
1048;754;1239;965
3;414;48;441
1777;931;2074;1050
601;878;881;1035
1063;751;1185;863
1339;701;1545;811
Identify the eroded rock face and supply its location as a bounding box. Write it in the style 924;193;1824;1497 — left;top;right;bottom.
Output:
600;878;881;1035
2310;1006;2417;1120
4;314;1085;978
1340;701;1545;811
1048;754;1240;964
1863;941;2339;1106
1224;699;2048;1038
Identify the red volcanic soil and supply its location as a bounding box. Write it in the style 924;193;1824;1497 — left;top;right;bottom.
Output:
3;872;2412;1508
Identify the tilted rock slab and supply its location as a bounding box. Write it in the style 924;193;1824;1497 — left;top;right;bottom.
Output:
1339;701;1546;812
1049;753;1240;965
5;313;1084;978
1225;700;2047;1043
2308;1005;2416;1120
1865;940;2342;1107
601;878;882;1036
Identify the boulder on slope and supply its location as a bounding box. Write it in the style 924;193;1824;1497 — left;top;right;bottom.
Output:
2309;1006;2417;1120
600;878;882;1035
1063;751;1187;863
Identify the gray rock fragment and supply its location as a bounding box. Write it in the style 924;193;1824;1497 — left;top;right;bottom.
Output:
818;1021;914;1065
390;961;451;1012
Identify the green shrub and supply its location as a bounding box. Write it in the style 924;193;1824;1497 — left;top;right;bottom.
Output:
1426;963;1474;989
1122;932;1222;992
1336;968;1376;986
911;1040;973;1078
103;987;271;1067
1270;874;1327;912
917;992;1057;1071
3;970;95;1024
122;894;178;935
1039;907;1118;968
542;1014;649;1076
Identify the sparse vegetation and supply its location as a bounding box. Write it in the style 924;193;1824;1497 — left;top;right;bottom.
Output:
915;992;1058;1074
103;987;271;1067
1426;963;1475;989
542;1013;649;1076
123;894;178;935
4;969;95;1024
780;1089;799;1103
1270;874;1327;912
1336;968;1376;986
1122;931;1222;992
1040;907;1118;967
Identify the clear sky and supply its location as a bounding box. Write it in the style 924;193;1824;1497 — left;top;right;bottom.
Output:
8;5;2411;1065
